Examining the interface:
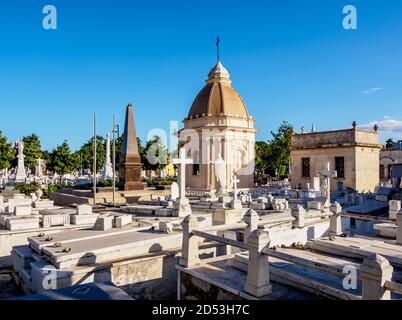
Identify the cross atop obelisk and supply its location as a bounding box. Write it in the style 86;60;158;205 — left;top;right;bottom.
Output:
216;36;221;62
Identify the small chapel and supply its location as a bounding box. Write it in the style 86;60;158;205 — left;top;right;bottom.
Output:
179;54;257;192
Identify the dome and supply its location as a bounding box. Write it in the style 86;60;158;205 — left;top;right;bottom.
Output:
187;62;249;119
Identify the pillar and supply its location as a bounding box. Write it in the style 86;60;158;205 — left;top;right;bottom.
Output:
291;205;305;228
244;209;259;242
397;211;402;245
329;202;342;235
360;254;393;300
244;229;272;297
180;215;200;268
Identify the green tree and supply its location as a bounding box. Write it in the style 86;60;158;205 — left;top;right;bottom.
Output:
255;141;271;176
142;136;168;174
267;121;294;176
22;133;42;170
0;131;15;170
48;140;76;175
77;136;105;173
385;138;397;151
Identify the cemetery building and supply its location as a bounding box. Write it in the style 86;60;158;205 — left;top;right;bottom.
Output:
179;60;257;192
290;122;381;193
380;150;402;181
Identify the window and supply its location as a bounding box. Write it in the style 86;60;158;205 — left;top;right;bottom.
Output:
192;151;200;176
388;165;393;179
335;157;345;178
380;165;385;179
301;158;310;178
192;164;200;176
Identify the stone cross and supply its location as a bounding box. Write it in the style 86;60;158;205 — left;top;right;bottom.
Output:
318;162;337;209
232;174;240;201
173;148;193;200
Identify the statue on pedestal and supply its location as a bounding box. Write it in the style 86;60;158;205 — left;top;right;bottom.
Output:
211;153;227;196
15;140;27;183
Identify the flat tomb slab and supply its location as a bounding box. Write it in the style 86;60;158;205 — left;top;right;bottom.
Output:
345;201;388;215
373;223;397;239
28;223;153;253
43;230;183;269
310;236;402;268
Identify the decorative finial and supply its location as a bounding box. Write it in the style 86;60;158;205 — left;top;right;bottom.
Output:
216;36;220;62
374;124;379;132
311;124;316;133
352;121;357;129
301;126;305;134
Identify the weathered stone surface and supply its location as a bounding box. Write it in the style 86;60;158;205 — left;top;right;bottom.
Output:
94;215;114;231
14;206;32;216
76;204;93;215
115;215;132;228
70;214;99;226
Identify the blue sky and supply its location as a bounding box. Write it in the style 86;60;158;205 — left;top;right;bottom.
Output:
1;0;402;151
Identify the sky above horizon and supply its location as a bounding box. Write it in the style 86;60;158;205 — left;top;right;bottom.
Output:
1;0;402;151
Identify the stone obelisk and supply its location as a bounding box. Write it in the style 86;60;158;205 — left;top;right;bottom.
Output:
119;103;144;190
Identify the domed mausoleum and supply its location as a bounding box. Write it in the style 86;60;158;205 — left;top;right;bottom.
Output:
179;60;257;192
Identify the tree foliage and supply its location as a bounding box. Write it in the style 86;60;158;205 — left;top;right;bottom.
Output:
385;138;398;151
142;136;168;172
255;121;294;178
0;131;15;170
47;140;78;175
75;136;105;173
22;133;42;169
254;141;271;175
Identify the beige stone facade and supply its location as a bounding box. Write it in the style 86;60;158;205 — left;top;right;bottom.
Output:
179;61;257;191
290;126;381;192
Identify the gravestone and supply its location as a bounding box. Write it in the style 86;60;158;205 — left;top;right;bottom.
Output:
312;177;320;192
171;182;179;201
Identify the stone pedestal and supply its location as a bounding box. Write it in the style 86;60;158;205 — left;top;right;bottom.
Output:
213;208;244;225
329;202;342;235
119;156;143;191
230;199;242;209
244;229;272;297
174;198;192;218
15;154;27;183
389;200;401;220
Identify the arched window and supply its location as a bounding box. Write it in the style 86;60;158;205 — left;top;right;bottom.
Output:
380;165;385;179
